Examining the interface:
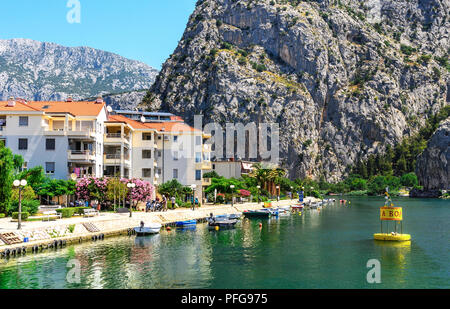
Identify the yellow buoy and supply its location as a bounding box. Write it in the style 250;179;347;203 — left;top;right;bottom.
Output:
374;233;411;242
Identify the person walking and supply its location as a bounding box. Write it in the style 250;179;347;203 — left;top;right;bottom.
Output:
162;195;167;212
171;196;176;209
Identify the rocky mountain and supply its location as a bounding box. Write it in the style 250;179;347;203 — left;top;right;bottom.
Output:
85;90;149;111
142;0;449;182
0;38;158;101
416;117;450;190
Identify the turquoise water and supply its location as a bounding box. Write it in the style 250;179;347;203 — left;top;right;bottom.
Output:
0;197;448;289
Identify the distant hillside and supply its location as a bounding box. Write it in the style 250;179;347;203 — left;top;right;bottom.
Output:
0;38;158;101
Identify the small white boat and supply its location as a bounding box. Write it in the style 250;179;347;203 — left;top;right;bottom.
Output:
134;223;162;236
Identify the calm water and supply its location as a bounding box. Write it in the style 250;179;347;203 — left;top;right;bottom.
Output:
0;197;448;289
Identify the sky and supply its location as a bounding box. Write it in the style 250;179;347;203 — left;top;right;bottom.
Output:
0;0;197;70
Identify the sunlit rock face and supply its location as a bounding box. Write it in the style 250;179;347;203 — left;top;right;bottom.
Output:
143;0;449;181
416;118;450;190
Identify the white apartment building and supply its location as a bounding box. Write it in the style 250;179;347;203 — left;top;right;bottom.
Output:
0;97;107;179
105;113;212;200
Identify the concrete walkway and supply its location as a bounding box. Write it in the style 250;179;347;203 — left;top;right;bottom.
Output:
0;198;317;252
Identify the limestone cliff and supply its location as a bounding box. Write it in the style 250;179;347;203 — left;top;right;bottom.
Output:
142;0;450;181
416;117;450;190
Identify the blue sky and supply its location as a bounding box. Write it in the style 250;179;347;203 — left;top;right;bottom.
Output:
0;0;197;69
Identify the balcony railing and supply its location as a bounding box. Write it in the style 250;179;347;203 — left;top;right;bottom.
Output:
106;133;121;138
68;150;96;162
105;154;121;160
70;150;95;155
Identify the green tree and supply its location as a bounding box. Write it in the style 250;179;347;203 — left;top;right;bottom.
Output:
158;179;185;198
400;173;418;187
0;146;16;214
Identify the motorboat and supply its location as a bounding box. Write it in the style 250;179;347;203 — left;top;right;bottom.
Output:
134;222;162;236
208;218;238;229
291;204;304;211
259;208;279;217
243;210;271;219
175;220;197;227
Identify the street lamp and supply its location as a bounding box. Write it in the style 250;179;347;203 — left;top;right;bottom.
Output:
13;179;27;230
230;185;235;208
127;182;136;217
257;185;261;205
191;184;197;211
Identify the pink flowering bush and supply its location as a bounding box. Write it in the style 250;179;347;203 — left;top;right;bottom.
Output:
239;189;251;197
121;178;154;207
76;177;154;210
75;177;108;203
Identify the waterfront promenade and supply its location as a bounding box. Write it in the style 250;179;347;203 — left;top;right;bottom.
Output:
0;198;317;254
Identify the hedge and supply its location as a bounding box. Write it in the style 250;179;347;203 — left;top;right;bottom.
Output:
12;212;29;220
55;207;91;218
56;208;76;218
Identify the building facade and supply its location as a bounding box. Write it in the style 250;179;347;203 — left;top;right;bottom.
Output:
0;97;107;180
0;98;212;200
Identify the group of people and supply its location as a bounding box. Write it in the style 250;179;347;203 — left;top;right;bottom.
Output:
145;195;168;212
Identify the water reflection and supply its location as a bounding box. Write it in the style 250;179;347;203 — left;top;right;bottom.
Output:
0;197;448;289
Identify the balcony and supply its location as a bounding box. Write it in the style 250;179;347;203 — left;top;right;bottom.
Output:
196;161;212;170
68;150;96;162
67;129;97;139
44;128;66;136
104;133;131;145
104;154;131;166
202;178;212;187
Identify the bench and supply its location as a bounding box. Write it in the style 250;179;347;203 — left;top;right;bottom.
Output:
42;211;62;221
83;209;99;218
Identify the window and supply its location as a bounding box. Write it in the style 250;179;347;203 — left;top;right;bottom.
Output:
173;136;178;142
173;151;179;161
212;164;216;170
157;150;162;158
142;133;152;141
195;170;201;181
142;150;152;159
46;139;55;150
173;169;178;179
142;169;152;178
196;136;202;145
18;138;28;150
45;162;55;175
19;116;28;127
195;152;202;163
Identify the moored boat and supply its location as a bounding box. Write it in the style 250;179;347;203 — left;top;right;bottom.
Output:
134;222;162;236
175;220;197;226
208;218;238;229
243;210;271;219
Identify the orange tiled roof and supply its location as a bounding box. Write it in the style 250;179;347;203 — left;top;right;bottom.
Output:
0;101;42;112
107;114;200;133
28;101;105;116
0;101;105;116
